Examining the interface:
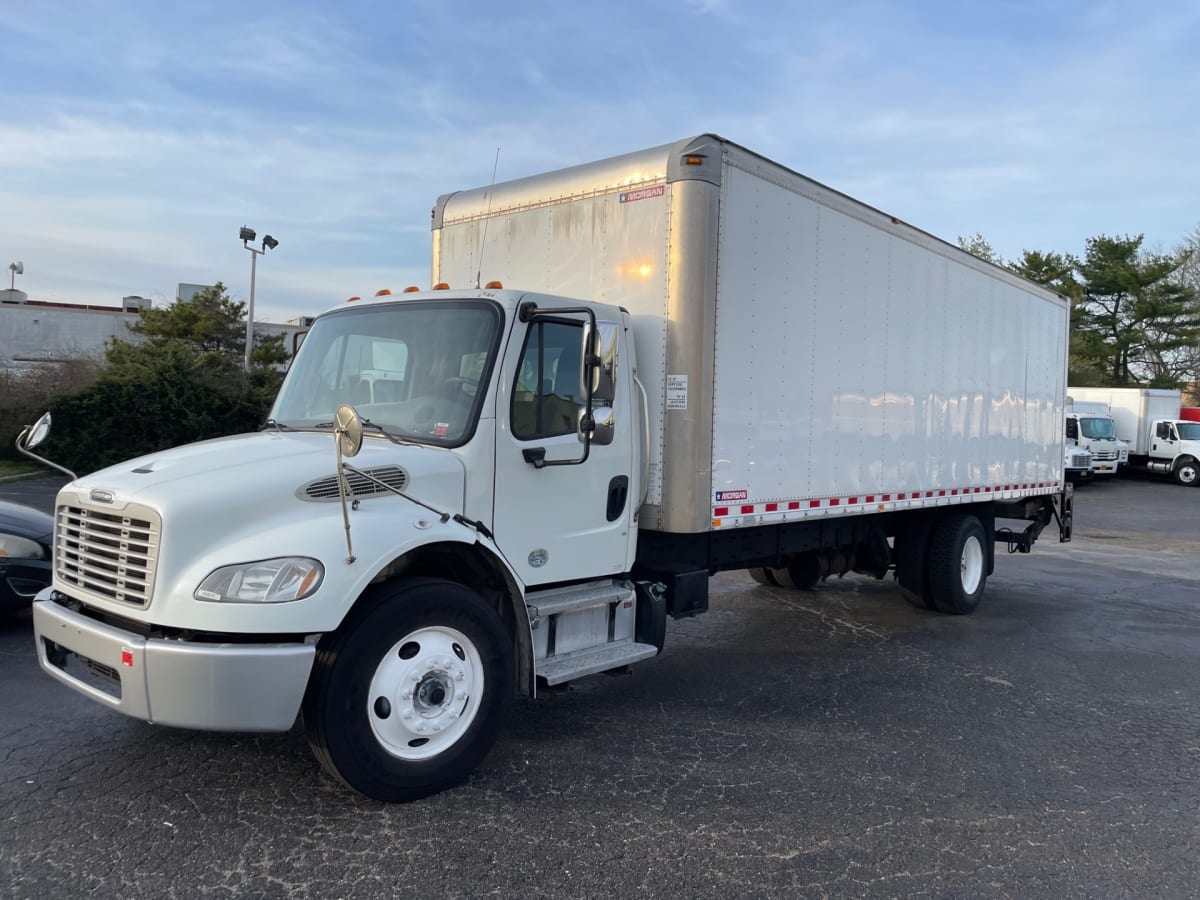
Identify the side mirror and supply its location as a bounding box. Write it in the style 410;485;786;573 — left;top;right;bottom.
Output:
18;412;53;450
15;412;77;480
579;322;618;407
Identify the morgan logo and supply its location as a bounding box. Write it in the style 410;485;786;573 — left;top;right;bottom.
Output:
90;489;115;504
619;185;665;203
715;490;748;502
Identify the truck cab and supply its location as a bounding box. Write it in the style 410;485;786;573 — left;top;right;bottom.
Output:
1146;419;1200;485
1065;403;1126;477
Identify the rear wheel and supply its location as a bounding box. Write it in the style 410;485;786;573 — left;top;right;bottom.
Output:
1173;458;1199;486
303;578;512;802
785;552;822;590
927;514;988;615
748;567;778;586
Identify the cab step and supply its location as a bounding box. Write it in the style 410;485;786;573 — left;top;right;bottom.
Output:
536;641;659;686
527;580;659;685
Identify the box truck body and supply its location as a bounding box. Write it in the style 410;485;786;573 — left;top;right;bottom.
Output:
433;135;1069;543
1067;386;1200;485
30;134;1073;802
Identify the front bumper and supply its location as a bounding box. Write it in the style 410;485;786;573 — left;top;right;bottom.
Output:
32;594;316;732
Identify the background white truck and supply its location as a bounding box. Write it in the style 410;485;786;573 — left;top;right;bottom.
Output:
1067;387;1200;486
30;134;1073;802
1064;397;1128;477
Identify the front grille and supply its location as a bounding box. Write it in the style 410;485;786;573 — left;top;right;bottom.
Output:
55;503;161;608
301;466;409;501
1092;449;1117;461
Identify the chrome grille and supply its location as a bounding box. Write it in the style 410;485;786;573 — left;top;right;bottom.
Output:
301;466;409;501
55;503;161;608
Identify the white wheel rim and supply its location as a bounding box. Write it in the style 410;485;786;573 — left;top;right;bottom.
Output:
367;625;484;761
960;535;984;594
1180;465;1197;484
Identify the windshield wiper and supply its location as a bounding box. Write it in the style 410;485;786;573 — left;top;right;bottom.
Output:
260;419;291;432
312;418;418;446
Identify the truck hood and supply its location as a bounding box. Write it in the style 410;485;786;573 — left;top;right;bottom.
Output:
62;431;468;520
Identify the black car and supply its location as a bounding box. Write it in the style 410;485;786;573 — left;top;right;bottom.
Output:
0;500;54;613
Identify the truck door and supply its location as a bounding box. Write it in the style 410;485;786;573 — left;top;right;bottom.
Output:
491;317;636;586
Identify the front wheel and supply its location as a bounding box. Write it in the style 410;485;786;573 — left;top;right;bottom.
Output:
1173;458;1199;486
303;578;513;802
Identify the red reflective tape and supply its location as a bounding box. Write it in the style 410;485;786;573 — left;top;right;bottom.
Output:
939;490;946;496
741;504;754;514
714;507;728;516
809;500;820;508
765;502;778;512
882;494;891;501
848;496;858;504
866;495;875;503
788;501;801;510
829;498;840;506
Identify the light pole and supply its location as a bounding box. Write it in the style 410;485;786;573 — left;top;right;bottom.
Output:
240;227;279;372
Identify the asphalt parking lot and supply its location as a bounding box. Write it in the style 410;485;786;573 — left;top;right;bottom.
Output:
1;473;1197;898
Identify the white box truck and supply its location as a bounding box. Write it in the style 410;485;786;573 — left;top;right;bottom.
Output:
27;135;1073;802
1067;386;1200;485
1064;397;1128;477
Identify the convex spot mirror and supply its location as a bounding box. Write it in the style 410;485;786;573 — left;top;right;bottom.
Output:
21;412;52;450
578;406;615;446
335;404;363;458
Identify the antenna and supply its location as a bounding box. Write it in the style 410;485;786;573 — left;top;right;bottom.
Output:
475;148;500;289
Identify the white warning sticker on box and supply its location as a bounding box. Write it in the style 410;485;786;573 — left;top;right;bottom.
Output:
666;375;688;410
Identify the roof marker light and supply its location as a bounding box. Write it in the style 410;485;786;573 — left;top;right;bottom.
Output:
432;282;450;290
346;296;361;303
484;280;503;289
375;289;392;297
403;286;421;293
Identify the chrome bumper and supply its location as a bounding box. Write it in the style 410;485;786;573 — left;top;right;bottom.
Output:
32;594;316;732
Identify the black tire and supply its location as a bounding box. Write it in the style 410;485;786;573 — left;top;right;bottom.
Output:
303;578;513;802
768;566;797;588
747;567;777;586
927;514;988;615
1173;457;1199;487
894;518;935;610
785;552;822;590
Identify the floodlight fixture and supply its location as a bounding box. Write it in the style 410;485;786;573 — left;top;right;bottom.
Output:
240;227;280;371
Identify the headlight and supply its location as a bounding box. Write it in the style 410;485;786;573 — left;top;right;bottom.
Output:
195;557;324;603
0;535;47;560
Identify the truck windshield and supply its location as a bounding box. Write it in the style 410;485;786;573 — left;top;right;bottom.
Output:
269;300;502;446
1178;422;1200;441
1079;417;1116;439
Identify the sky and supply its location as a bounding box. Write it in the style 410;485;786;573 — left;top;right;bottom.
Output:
2;0;1198;325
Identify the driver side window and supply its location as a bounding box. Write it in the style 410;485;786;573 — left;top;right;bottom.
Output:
512;321;582;440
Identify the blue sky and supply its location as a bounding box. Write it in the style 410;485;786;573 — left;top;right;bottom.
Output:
2;0;1198;324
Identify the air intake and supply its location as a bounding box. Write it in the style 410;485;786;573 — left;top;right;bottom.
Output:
301;466;409;501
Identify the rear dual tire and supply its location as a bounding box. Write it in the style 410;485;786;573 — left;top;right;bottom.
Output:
894;513;987;615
